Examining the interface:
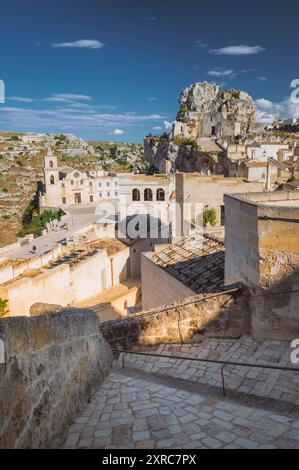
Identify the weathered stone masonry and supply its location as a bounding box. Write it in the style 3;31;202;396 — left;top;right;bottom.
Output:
100;287;250;350
0;309;112;448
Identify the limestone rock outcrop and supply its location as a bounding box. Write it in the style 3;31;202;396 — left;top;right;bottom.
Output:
179;81;219;113
144;81;263;173
177;81;256;125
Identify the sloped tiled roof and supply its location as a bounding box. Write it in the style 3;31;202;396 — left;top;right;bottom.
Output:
151;235;225;294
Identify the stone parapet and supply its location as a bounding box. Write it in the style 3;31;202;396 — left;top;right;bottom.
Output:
100;287;249;349
0;308;112;448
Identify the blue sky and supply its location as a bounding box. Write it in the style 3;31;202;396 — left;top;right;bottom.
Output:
0;0;298;142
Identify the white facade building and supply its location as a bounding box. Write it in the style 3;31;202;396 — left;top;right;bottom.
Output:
40;148;119;207
40;149;175;231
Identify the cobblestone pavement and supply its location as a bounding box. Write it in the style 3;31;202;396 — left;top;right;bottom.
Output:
63;372;299;449
114;336;299;406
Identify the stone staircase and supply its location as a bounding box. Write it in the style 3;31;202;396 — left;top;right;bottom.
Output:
62;360;299;449
110;338;299;410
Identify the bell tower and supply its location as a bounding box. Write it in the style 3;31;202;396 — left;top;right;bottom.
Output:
44;147;59;195
44;146;58;170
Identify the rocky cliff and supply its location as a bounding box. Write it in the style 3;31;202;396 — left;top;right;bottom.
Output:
177;81;256;123
144;81;261;173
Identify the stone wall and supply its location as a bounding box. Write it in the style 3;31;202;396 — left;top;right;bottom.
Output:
250;268;299;342
224;191;299;287
0;247;130;316
224;191;299;341
0;243;64;286
0;309;112;448
175;173;264;236
100;288;250;349
141;252;195;310
224;193;260;286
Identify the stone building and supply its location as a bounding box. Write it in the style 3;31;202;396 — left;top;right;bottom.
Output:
222;142;294;185
144;82;264;174
175;172;264;237
141;235;225;310
40;149;174;227
0;238;130;316
40;148;119;208
224;190;299;340
172;82;261;140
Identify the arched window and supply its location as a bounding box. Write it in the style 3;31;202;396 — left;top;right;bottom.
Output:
49;160;54;168
144;188;153;201
132;188;140;201
157;188;165;201
50;175;55;185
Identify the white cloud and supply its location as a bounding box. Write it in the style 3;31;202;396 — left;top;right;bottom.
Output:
44;93;92;103
257;76;268;81
148;96;159;102
195;39;209;50
208;69;235;77
164;120;173;130
111;128;125;135
9;96;35;103
240;68;257;73
152;126;162;131
147;17;157;21
0;105;165;136
52;39;105;50
210;45;265;56
255;97;299;123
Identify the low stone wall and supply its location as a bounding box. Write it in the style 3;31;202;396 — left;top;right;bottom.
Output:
0;309;112;449
101;287;250;349
250;267;299;342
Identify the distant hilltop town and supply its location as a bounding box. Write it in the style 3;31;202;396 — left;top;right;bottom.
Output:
144;81;299;174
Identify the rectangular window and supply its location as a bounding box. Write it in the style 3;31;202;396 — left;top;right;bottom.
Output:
90;195;94;202
107;192;111;197
99;192;102;198
62;197;66;204
98;182;102;187
106;182;110;187
115;191;118;196
221;205;225;226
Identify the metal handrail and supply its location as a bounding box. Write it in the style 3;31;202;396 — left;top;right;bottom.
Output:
112;348;299;397
100;287;242;326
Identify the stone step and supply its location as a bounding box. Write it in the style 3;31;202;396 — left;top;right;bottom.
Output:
62;371;299;449
112;358;299;418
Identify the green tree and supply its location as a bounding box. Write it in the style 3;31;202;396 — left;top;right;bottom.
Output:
203;207;217;227
0;298;8;317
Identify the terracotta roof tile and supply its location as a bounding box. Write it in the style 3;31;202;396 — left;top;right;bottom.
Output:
151;234;225;294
